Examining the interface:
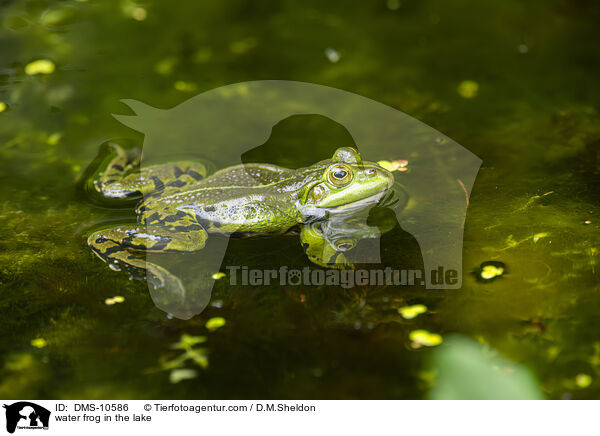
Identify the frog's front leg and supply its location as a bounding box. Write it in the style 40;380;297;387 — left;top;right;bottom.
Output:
88;224;208;289
95;142;209;199
299;223;353;269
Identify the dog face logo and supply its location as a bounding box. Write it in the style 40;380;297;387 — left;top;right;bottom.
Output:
3;402;50;434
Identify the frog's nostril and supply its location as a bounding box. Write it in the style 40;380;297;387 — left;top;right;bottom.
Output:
366;168;377;176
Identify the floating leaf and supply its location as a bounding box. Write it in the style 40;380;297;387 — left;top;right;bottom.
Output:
174;81;197;92
325;48;341;63
399;304;427;319
378;159;409;172
25;59;55;75
104;296;124;305
575;373;592;389
130;7;147;21
410;329;442;347
457;80;479;99
205;317;226;331
169;368;198;383
47;132;62;145
30;338;47;348
476;261;505;282
171;334;207;350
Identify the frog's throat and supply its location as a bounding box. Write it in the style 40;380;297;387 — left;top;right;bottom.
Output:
300;189;390;219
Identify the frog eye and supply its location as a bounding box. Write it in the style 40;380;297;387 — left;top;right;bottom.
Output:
328;165;353;186
334;238;356;251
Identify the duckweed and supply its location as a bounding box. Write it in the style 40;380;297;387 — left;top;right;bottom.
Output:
377;159;408;172
477;261;506;282
205;317;226;331
30;338;47;348
24;59;56;75
399;304;427;320
409;330;443;347
169;368;198;383
104;296;125;305
47;133;62;146
457;80;479;99
1;0;598;400
171;334;207;350
174;81;197;92
576;373;592;389
130;7;147;21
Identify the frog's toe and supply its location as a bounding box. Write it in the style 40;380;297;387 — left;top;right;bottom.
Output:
145;262;186;297
106;141;125;154
105;142;140;163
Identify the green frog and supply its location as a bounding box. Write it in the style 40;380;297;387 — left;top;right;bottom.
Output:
87;143;394;288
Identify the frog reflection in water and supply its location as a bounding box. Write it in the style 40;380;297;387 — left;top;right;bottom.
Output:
88;144;395;289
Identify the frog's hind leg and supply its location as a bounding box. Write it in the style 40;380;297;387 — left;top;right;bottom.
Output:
88;224;208;289
112;223;208;252
94;143;209;200
94;143;143;199
88;232;180;292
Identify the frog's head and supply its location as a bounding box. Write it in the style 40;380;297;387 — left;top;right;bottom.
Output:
302;147;394;215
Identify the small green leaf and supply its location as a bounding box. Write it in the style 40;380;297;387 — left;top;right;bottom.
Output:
171;333;207;350
205;317;226;331
429;336;544;399
169;368;198;384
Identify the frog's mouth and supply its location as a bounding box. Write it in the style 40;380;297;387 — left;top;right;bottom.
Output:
321;189;391;215
299;190;390;221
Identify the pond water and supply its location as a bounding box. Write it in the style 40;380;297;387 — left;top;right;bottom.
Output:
0;0;599;399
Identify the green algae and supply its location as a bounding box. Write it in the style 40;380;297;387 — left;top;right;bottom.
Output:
0;0;599;399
